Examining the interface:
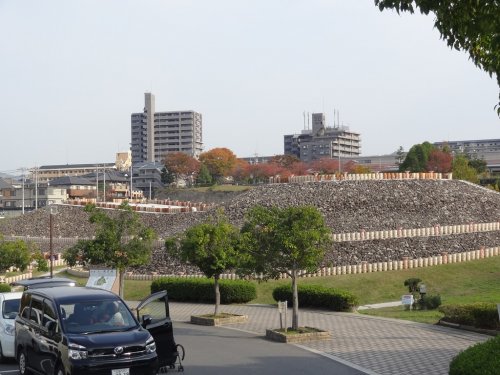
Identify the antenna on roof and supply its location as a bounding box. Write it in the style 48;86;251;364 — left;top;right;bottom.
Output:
307;112;310;129
303;111;306;130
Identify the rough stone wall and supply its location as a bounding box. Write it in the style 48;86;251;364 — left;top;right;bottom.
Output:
1;179;500;274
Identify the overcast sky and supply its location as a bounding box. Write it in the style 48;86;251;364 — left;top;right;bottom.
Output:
0;0;498;174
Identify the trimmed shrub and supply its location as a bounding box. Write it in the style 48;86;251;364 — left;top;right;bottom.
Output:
449;335;500;375
418;294;442;310
272;284;358;312
0;283;11;293
151;277;256;304
439;303;500;330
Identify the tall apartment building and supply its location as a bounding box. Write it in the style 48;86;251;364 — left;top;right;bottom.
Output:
284;113;361;162
131;93;203;164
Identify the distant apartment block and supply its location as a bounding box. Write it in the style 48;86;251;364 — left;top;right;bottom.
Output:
284;113;361;162
29;152;131;184
131;93;203;164
433;138;500;173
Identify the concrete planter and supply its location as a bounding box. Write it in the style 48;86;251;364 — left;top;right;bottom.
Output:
265;327;331;343
191;313;248;326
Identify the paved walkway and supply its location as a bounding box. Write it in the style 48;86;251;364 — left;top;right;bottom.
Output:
165;302;489;375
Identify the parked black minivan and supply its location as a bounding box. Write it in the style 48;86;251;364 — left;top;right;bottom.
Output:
15;286;177;375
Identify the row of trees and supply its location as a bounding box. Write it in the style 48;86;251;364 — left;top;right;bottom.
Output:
168;205;332;330
398;141;487;184
0;236;48;274
161;148;372;186
64;203;332;330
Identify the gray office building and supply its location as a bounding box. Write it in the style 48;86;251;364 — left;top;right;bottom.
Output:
284;113;361;162
131;93;203;164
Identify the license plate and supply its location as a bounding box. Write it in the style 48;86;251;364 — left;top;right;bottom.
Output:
111;369;130;375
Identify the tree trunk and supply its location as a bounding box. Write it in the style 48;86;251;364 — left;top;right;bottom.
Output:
214;274;220;316
118;268;125;298
292;269;299;330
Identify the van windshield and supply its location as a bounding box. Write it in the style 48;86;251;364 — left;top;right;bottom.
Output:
60;299;137;334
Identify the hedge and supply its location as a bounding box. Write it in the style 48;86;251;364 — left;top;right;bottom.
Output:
439;303;500;330
0;283;11;293
151;277;256;304
272;284;358;312
449;335;500;375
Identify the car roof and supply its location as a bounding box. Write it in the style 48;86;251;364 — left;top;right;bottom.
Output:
10;277;76;289
27;286;119;303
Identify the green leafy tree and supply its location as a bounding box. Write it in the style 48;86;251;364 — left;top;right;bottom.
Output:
375;0;500;114
161;166;175;185
399;142;435;172
64;203;156;297
467;157;488;174
0;236;32;273
31;251;49;272
239;206;331;330
395;146;406;167
166;211;240;316
196;163;213;186
452;154;479;183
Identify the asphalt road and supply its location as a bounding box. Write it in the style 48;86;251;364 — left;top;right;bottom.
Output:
0;322;365;375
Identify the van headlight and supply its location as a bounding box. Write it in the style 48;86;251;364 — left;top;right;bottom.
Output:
0;322;15;336
68;343;88;360
145;337;156;354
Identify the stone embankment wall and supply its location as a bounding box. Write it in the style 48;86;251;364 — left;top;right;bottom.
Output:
2;179;500;276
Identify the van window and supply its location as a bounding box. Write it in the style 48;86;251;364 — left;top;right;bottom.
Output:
19;293;31;320
42;300;57;331
30;297;43;324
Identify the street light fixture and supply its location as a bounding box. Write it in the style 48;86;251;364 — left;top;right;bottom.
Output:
49;205;58;278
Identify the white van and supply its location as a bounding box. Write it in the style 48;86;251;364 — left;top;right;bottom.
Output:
0;291;23;361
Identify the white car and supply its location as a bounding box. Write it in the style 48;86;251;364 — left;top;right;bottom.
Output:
0;291;22;362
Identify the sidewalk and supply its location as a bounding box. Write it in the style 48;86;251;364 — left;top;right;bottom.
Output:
164;302;488;375
357;301;402;310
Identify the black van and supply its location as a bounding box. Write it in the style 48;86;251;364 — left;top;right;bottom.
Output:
15;287;179;375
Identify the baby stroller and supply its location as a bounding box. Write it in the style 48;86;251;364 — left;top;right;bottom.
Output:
136;290;185;372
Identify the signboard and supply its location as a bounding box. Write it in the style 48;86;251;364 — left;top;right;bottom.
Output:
86;269;117;291
277;301;287;314
401;294;414;305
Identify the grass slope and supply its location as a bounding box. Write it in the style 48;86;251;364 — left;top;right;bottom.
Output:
59;256;500;324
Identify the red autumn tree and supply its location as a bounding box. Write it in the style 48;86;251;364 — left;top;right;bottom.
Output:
426;149;453;173
309;158;340;174
231;159;251;183
163;152;200;179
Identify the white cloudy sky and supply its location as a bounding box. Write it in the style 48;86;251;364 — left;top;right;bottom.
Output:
0;0;498;174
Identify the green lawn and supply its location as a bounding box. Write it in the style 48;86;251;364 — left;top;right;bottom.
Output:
57;256;500;325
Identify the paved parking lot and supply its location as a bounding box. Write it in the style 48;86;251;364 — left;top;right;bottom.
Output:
166;302;489;375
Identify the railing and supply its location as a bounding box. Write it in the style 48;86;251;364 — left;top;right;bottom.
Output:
332;222;500;242
270;171;453;183
64;246;500;281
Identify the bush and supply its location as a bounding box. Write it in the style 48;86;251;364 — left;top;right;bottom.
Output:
0;283;11;292
418;294;442;310
449;335;500;375
151;277;256;304
439;303;500;330
272;284;358;312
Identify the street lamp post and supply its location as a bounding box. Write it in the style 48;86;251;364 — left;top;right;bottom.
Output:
49;205;58;278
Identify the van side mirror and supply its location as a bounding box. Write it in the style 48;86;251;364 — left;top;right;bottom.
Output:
141;314;153;327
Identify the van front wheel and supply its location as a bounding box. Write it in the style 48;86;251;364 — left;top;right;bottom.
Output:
55;365;65;375
18;350;32;375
